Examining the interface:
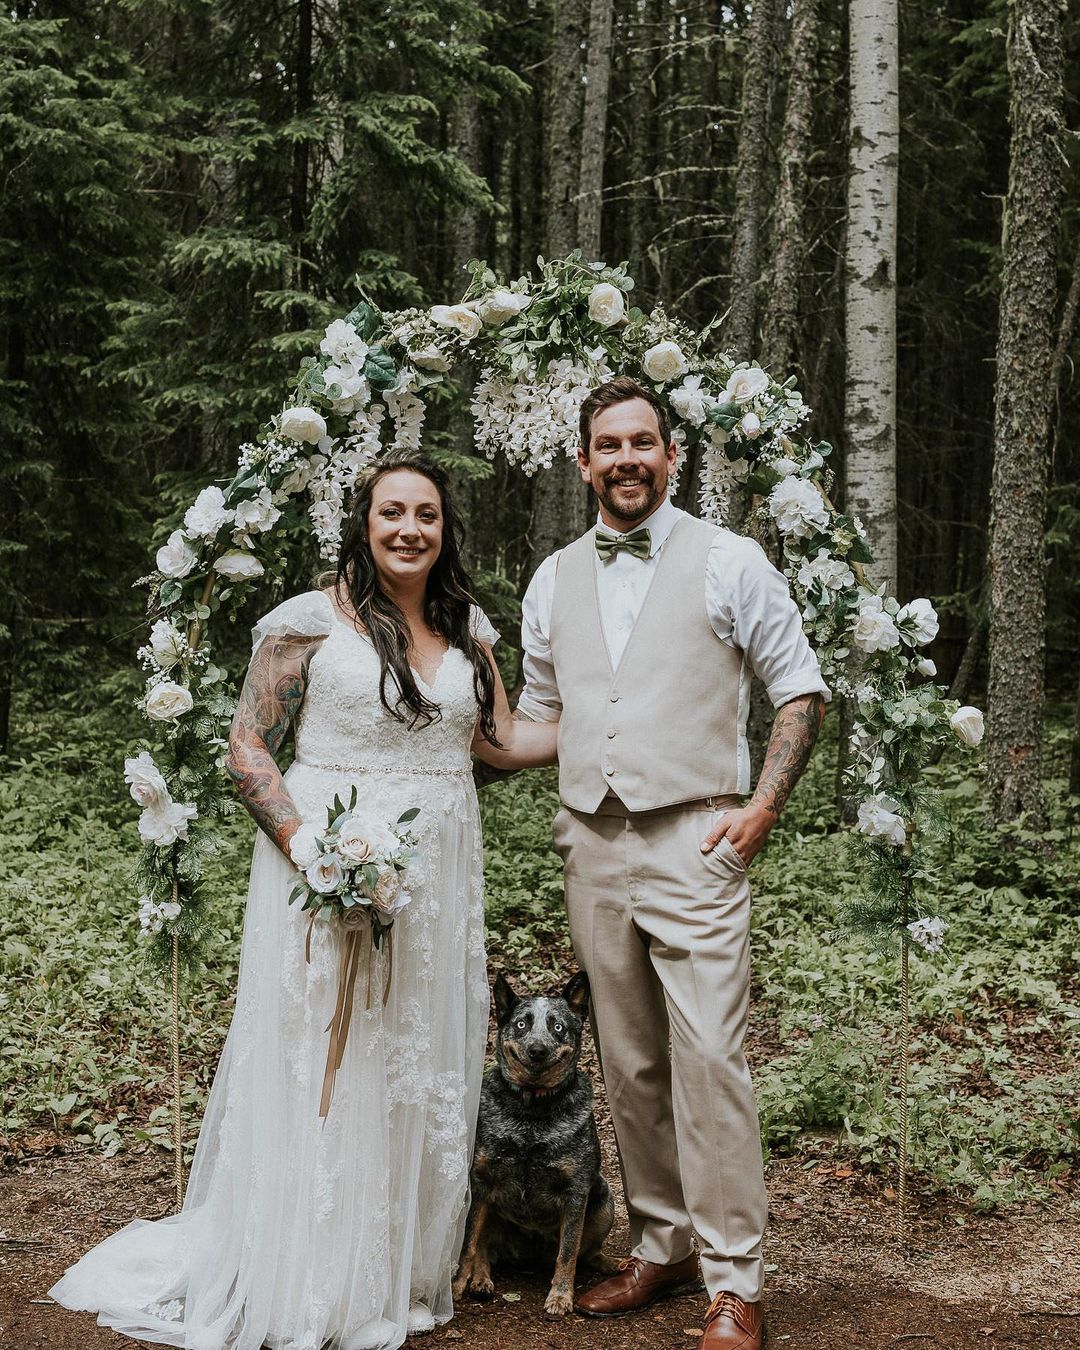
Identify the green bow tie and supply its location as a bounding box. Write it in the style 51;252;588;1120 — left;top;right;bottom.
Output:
595;526;652;562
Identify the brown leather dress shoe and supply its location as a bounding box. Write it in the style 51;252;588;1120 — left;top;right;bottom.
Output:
574;1253;701;1317
697;1291;765;1348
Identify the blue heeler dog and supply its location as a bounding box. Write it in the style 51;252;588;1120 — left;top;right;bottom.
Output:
453;971;619;1315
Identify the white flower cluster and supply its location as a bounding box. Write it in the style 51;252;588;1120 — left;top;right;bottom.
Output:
138;894;182;935
124;751;197;850
305;406;386;560
385;383;426;453
471;351;613;475
907;916;947;954
320;320;372;415
856;793;907;847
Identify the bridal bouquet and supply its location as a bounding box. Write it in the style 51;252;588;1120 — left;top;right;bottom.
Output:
287;789;420;1116
287;787;419;944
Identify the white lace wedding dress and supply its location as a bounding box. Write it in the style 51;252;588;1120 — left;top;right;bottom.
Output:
50;591;494;1350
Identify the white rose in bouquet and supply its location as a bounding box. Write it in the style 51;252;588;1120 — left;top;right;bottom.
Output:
587;283;626;328
347;812;399;860
897;597;939;646
307;854;345;895
851;596;901;654
149;619;185;669
183;486;233;539
723;366;771;405
234;488;281;536
145;679;194;721
950;705;984;747
411;344;450;372
771;455;800;477
642;341;689;384
669;374;713;427
156;529;196;579
124;751;169;808
139;799;197;847
916;657;937;678
478;288;532;326
855;794;907;847
768;476;829;538
429;304;482;340
320;318;369;368
740;411;762;439
213;550;264;581
336;816;373;865
279;406;328;444
288;822;323;870
372;869;411;922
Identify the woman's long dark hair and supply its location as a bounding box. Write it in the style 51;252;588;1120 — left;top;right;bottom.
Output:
334;449;500;747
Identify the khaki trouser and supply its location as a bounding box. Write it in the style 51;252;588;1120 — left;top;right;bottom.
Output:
553;798;767;1303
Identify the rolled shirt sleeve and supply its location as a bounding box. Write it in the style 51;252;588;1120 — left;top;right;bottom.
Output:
516;553;563;722
706;532;831;707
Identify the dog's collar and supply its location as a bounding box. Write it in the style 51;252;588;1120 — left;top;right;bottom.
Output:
500;1073;573;1105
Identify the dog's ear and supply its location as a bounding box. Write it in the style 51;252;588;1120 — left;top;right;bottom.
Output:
562;971;590;1018
493;972;519;1024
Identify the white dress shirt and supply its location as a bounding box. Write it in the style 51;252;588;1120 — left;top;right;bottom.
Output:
518;499;830;790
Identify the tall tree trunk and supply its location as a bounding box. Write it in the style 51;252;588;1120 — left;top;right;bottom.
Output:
1070;663;1080;799
726;0;783;360
451;93;482;284
760;0;820;377
1049;233;1080;461
577;0;614;257
985;0;1066;827
844;0;898;591
289;0;314;326
530;0;591;573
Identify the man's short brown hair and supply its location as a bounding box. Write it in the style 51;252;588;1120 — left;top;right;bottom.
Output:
578;376;671;454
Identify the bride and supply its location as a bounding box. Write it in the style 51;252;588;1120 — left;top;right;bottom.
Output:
49;450;556;1349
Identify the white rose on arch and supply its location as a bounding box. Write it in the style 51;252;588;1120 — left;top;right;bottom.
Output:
410;344;450;372
856;794;907;847
897;597;939;646
740;411;762;439
767;476;830;538
851;595;901;654
183;486;234;540
587;283;626;328
139;799;198;847
156;529;196;580
477;289;532;326
213;551;264;581
144;680;194;722
148;619;185;670
642;341;689;384
797;549;855;594
234;488;281;537
320;318;368;368
429;304;482;340
950;705;985;747
279;406;327;444
124;751;169;809
669;374;714;427
724;366;770;405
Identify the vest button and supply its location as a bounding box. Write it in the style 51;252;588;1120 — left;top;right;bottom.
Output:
609;692;620;703
606;729;617;739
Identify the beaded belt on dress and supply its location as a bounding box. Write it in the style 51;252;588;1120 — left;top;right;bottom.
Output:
295;758;471;778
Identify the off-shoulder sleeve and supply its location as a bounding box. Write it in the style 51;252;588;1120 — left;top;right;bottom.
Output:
469;604;500;648
250;590;336;655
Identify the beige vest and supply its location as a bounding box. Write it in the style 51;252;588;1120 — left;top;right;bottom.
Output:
549;515;744;812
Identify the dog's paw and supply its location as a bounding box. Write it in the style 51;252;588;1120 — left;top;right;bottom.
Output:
471;1272;495;1299
543;1287;574;1317
453;1267;494;1301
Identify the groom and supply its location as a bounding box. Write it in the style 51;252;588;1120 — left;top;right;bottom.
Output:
515;376;828;1350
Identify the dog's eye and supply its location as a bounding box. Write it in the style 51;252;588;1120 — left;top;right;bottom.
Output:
514;1019;527;1031
553;1022;564;1034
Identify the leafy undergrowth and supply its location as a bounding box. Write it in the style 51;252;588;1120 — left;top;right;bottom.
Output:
2;694;1078;1208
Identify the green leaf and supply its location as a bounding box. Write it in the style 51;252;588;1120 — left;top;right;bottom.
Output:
397;807;420;824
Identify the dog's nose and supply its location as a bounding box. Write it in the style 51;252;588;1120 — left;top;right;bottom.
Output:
526;1043;547;1063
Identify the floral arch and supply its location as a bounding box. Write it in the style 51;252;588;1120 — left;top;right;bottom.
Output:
128;252;983;970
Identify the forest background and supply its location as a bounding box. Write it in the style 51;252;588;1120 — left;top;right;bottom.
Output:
2;0;1080;1263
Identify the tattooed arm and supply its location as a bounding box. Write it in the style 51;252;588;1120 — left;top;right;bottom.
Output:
225;634;323;856
700;692;826;864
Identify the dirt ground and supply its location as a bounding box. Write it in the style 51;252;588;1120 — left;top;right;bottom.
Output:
3;1103;1079;1350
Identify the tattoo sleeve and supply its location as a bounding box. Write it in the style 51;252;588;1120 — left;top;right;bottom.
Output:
225;634;323;853
750;691;826;819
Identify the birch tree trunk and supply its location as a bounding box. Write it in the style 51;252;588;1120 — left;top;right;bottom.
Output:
986;0;1066;826
760;0;821;376
530;0;591;572
726;0;784;360
844;0;898;591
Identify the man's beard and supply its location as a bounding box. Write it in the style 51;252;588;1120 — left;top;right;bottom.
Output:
595;470;667;526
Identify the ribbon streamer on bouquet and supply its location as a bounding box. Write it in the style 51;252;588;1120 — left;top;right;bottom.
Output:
306;913;393;1118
